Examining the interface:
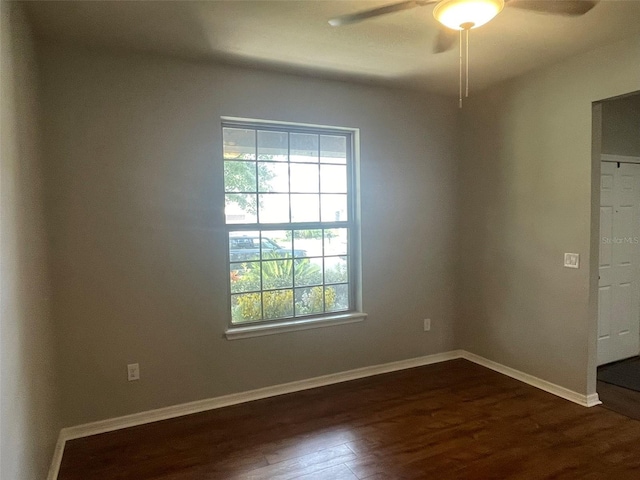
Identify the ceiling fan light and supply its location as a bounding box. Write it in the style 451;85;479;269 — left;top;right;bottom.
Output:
433;0;504;30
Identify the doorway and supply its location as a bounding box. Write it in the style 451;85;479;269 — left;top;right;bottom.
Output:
595;92;640;419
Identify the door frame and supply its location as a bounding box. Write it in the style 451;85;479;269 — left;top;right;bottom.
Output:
590;93;640;397
602;154;640;165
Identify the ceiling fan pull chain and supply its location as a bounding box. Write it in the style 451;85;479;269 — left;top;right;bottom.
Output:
465;27;470;98
459;28;463;108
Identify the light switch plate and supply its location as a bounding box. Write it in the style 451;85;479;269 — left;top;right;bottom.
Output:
564;253;580;269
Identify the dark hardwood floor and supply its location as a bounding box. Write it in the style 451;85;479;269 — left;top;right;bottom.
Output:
58;359;640;479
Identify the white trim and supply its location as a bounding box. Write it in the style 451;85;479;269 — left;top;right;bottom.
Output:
46;432;66;480
221;116;359;133
61;350;462;442
585;393;602;407
48;349;600;478
601;154;640;164
225;312;367;340
460;351;601;407
221;118;363;332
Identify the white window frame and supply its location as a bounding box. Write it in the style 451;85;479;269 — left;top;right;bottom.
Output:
222;117;366;340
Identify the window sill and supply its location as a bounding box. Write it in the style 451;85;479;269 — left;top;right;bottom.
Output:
225;312;367;340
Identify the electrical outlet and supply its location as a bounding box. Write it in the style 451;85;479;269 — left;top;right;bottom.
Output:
127;363;140;381
424;318;431;331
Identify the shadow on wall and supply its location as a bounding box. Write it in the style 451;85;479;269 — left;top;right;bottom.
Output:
1;3;60;479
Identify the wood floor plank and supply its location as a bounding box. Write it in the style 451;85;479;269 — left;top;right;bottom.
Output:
263;427;356;465
57;359;640;479
239;444;356;480
292;463;358;480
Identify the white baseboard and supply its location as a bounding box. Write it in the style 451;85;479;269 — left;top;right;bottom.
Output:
460;351;602;407
48;349;600;478
61;350;462;442
585;393;602;407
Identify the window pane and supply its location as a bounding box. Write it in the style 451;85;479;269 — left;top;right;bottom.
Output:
291;194;320;223
262;259;293;290
290;164;319;193
229;231;261;262
231;293;262;323
226;194;257;224
261;231;292;259
224;161;256;193
324;228;348;256
325;256;348;284
294;258;323;287
258;194;290;223
321;194;348;222
290;133;318;162
320;165;347;193
257;130;288;161
230;262;261;293
293;229;323;257
264;290;293;320
325;284;349;313
258;162;289;193
224;128;255;160
320;135;347;164
295;287;325;316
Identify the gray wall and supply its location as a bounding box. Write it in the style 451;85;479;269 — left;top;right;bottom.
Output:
22;16;640;445
38;45;460;426
458;35;640;396
602;94;640;157
0;3;60;479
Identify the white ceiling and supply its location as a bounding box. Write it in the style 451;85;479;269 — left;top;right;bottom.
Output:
24;0;640;95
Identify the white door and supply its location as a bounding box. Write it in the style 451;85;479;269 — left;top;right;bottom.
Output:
598;161;640;366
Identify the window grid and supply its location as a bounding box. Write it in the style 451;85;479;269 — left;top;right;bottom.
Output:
224;122;354;326
228;228;350;322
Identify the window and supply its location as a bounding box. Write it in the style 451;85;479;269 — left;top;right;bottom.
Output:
223;120;361;333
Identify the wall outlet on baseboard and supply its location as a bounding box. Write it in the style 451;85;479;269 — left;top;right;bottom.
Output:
127;363;140;381
423;319;431;331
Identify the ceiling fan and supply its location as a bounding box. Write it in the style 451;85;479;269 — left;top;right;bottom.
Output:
329;1;598;54
328;0;597;106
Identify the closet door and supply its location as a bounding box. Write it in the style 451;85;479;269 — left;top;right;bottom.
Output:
598;162;640;366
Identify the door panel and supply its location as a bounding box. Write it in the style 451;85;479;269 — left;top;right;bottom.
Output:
598;162;640;366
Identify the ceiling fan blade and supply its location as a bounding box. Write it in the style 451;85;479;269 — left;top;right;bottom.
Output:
433;28;457;54
328;1;435;27
506;0;598;16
